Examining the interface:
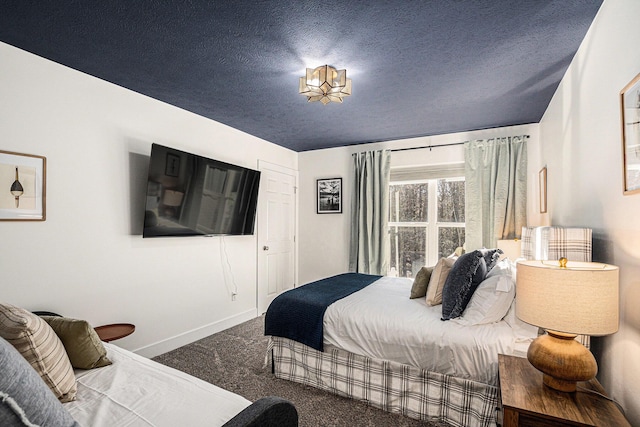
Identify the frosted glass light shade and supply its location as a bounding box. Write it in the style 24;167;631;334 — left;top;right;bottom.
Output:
299;65;352;104
516;260;619;336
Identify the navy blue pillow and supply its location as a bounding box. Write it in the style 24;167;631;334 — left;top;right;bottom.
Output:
441;250;488;320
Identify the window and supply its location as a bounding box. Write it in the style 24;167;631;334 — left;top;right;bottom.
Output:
389;177;465;278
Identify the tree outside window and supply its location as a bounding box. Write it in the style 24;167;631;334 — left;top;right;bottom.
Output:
389;177;465;278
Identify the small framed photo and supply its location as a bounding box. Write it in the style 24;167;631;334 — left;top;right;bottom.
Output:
165;153;180;177
539;166;547;213
317;178;342;214
620;72;640;194
0;150;46;221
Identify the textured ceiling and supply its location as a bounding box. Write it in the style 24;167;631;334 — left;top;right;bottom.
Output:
0;1;602;152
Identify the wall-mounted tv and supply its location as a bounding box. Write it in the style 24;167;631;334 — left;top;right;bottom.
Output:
142;143;260;237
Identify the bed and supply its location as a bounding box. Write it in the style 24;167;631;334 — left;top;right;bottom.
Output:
0;302;298;427
265;251;538;427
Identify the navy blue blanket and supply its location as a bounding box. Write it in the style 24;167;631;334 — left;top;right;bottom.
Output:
264;273;381;351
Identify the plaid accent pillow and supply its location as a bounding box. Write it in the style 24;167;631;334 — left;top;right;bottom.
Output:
520;226;592;261
0;303;77;402
520;227;534;259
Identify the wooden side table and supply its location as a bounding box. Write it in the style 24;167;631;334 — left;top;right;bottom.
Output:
498;354;630;427
94;323;135;342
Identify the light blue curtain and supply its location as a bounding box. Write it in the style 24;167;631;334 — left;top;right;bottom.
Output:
349;150;391;274
464;136;528;251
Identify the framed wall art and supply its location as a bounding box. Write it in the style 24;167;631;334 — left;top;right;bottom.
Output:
165;152;181;177
0;150;46;221
317;178;342;214
621;72;640;195
539;166;547;213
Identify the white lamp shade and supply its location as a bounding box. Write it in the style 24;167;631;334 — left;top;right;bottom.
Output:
163;189;184;207
497;239;521;261
516;260;619;336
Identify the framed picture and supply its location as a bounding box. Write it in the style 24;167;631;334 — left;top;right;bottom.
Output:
539;166;547;213
317;178;342;214
620;72;640;194
165;153;180;177
0;150;46;221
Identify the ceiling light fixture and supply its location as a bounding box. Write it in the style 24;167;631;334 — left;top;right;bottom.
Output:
299;65;352;105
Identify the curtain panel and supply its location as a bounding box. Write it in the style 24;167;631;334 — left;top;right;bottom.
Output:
464;136;528;251
349;150;391;275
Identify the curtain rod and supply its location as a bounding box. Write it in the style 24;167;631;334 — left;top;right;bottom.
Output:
390;141;465;152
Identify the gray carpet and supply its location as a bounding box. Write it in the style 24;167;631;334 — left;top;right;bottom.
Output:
153;316;450;427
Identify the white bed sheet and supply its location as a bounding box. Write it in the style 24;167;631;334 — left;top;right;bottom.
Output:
64;342;250;427
323;276;534;385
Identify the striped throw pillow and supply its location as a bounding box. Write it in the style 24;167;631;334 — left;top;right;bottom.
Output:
0;302;77;402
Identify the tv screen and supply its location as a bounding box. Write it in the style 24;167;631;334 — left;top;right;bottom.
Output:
142;144;261;237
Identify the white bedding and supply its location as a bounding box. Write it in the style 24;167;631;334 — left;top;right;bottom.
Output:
323;276;535;385
64;342;251;426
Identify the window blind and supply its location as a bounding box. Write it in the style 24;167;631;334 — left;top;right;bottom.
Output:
390;163;465;182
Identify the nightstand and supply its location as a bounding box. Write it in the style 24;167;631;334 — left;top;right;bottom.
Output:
498;354;630;426
94;323;135;342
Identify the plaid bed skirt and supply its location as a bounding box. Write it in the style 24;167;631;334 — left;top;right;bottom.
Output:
268;337;499;427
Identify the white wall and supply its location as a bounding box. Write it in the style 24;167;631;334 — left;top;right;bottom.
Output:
298;124;539;285
538;0;640;423
0;42;297;357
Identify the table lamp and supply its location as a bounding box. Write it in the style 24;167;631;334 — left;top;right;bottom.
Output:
496;238;521;261
163;189;184;207
516;259;619;392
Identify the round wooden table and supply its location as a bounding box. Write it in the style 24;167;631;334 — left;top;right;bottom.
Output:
94;323;135;342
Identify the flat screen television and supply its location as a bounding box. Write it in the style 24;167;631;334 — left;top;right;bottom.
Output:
142;143;261;237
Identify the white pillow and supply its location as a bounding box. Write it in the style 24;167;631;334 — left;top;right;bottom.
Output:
503;300;539;338
486;257;515;280
488;258;539;338
453;274;515;325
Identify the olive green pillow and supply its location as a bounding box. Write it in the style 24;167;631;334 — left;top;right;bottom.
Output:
42;316;111;370
410;266;434;299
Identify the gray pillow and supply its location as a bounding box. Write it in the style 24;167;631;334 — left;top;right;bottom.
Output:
0;302;77;402
441;250;487;320
0;337;79;427
409;266;434;299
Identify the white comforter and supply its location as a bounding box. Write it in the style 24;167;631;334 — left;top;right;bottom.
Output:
323;276;530;385
64;342;251;426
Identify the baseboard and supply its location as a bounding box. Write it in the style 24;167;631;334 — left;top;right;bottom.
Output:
133;308;258;358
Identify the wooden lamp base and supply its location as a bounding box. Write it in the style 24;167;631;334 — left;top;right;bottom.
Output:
527;330;597;392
